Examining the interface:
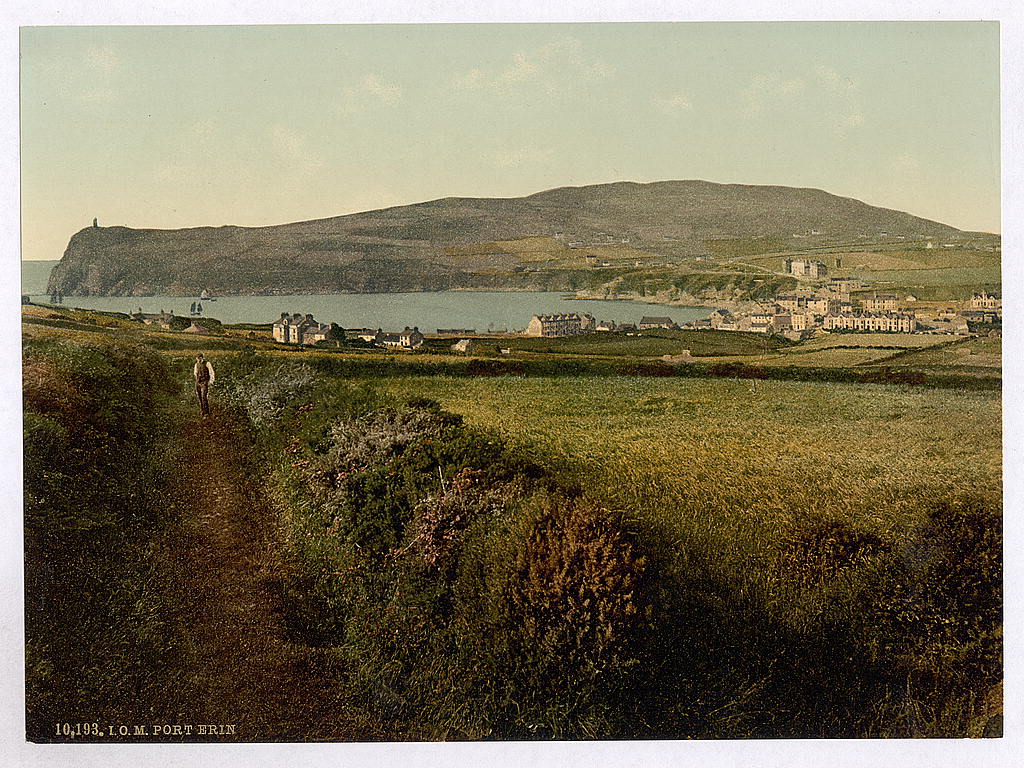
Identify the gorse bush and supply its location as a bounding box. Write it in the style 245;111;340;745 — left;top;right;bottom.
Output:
492;493;649;736
219;361;317;427
860;496;1002;683
263;394;651;738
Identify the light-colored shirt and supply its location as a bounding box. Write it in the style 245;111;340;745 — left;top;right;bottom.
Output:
193;360;215;383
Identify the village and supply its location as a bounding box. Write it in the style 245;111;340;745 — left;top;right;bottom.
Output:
260;255;1000;353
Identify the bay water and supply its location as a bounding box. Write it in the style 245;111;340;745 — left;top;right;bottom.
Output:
22;260;710;332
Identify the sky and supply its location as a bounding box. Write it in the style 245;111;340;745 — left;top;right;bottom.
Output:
19;22;1000;260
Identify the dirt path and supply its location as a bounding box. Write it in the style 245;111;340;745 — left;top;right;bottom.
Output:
162;406;379;741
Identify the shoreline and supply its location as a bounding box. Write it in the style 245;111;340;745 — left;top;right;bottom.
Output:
27;287;725;311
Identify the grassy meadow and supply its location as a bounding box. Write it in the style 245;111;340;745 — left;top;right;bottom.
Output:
23;304;1003;739
375;376;1001;556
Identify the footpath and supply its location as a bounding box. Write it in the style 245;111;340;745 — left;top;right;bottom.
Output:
160;404;378;741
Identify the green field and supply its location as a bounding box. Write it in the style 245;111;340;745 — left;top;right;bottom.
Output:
505;328;791;358
376;376;1001;561
886;335;1002;371
24;304;1004;739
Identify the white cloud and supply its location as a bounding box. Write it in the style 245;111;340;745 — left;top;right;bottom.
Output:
453;34;611;93
73;46;122;106
815;65;858;93
891;153;922;175
654;91;693;116
77;87;117;105
362;74;402;104
337;74;403;115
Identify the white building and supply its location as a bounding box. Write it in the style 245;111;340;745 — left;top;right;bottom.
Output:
971;292;1001;310
785;258;828;278
526;313;595;337
273;312;318;344
822;312;916;333
861;294;899;313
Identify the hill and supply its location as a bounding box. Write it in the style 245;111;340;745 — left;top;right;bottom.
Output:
47;180;992;296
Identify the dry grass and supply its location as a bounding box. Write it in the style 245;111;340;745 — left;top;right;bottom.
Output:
376;376;1001;566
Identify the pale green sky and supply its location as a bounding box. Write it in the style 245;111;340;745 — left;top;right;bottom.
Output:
20;22;999;260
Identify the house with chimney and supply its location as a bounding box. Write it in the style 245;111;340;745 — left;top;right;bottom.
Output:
860;294;899;313
526;313;596;337
379;327;424;350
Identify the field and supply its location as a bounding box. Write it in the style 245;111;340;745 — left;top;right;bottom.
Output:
743;248;999;275
503;328;791;358
442;236;655;270
376;375;1001;560
886;335;1002;371
22;304;1004;739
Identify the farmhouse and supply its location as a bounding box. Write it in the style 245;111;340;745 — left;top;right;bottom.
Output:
526;313;596;337
302;323;332;345
708;309;732;328
451;339;474;355
273;312;314;344
380;327;424;349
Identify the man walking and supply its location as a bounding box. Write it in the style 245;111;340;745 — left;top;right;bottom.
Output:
194;353;215;416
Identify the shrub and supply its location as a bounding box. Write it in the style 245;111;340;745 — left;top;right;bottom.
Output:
219;361;317;427
863;495;1001;680
489;492;649;737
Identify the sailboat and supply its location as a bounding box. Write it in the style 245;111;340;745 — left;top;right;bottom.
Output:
200;289;217;302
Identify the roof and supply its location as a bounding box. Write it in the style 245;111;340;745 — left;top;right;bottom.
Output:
275;313;316;326
639;316;673;324
534;313;587;321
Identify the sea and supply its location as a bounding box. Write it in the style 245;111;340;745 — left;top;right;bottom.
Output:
21;260;711;332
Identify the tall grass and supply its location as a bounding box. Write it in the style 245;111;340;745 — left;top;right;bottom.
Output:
222;359;1000;738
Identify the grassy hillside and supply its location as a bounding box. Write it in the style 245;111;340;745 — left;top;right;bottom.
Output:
47;179;993;297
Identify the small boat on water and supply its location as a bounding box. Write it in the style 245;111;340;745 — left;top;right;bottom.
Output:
200;289;217;301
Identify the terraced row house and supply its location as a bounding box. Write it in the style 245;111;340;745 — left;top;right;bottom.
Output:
638;316;677;330
822;312;916;333
526;313;596;337
861;293;899;313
